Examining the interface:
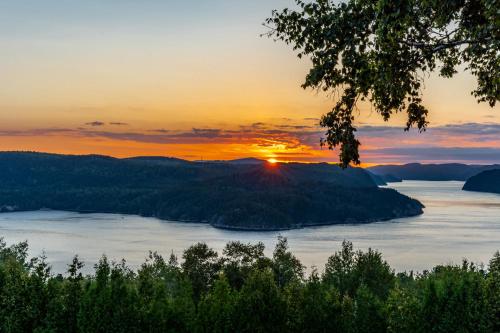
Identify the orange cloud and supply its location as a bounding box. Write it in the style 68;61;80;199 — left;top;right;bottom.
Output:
0;122;499;164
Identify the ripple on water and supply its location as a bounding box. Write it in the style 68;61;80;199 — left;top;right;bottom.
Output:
0;181;499;274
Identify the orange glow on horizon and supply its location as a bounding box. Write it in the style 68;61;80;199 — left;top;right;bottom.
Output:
0;119;499;165
1;2;498;167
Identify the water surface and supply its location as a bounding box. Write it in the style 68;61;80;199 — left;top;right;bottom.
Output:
0;181;499;274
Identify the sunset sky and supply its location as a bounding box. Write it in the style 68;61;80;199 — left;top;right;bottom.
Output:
1;0;499;164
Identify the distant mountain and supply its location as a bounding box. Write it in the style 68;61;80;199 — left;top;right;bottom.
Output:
367;171;387;186
367;171;403;186
194;158;267;165
463;169;500;194
381;174;403;183
0;152;423;230
124;156;190;165
368;163;500;181
192;158;266;165
226;157;266;165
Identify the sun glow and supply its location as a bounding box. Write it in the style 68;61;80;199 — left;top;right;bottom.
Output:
267;158;278;164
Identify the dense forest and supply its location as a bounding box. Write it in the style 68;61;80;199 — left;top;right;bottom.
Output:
0;237;499;333
0;152;423;230
463;170;500;194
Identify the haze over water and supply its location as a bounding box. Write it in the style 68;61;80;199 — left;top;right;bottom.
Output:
0;181;499;274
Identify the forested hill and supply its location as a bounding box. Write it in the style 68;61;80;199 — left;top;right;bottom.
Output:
368;163;500;181
0;152;423;230
463;169;500;194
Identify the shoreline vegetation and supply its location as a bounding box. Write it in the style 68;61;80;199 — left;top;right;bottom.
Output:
463;170;500;195
1;237;499;332
0;152;424;231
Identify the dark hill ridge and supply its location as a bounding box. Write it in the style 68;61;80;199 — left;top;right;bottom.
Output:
124;156;189;165
367;171;403;186
226;157;266;165
368;163;500;181
463;169;500;194
0;152;423;230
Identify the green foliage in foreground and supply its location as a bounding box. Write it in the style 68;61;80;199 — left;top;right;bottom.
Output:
1;237;499;333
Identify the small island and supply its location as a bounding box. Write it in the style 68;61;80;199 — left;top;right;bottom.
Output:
463;169;500;194
0;152;423;230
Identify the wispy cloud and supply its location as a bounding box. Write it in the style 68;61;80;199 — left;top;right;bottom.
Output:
0;122;499;163
149;129;170;133
357;123;500;148
363;147;500;164
85;121;105;127
0;128;74;136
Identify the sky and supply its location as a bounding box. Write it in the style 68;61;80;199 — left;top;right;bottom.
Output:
1;0;498;165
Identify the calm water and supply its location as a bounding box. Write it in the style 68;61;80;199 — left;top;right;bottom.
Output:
0;181;499;274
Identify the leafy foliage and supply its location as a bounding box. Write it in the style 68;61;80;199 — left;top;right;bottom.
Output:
266;0;499;167
1;238;499;332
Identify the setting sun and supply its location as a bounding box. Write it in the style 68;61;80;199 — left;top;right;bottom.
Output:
0;1;498;329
